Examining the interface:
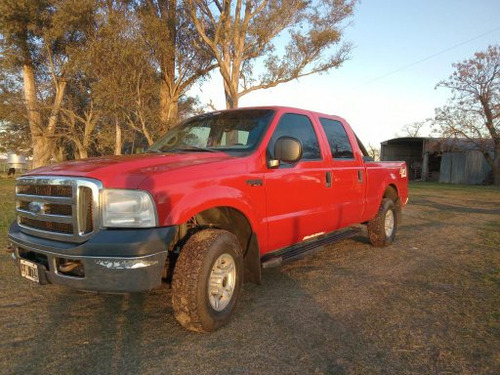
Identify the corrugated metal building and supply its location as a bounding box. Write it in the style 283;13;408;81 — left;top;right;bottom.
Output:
380;137;493;185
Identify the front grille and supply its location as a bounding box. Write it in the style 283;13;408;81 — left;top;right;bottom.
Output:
19;217;74;234
16;177;101;243
17;184;72;197
18;201;72;216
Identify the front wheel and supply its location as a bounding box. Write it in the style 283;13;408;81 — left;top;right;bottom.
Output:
367;198;398;247
172;229;243;332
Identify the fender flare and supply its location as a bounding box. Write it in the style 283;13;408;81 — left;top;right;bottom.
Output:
161;186;263;284
163;186;259;230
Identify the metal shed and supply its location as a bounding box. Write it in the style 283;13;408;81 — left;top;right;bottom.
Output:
380;137;493;185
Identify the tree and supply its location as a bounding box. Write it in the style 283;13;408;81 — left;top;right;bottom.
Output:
58;79;100;159
401;121;426;137
367;143;380;161
77;2;161;151
187;0;355;109
434;45;500;185
0;0;96;167
135;0;216;131
0;62;32;154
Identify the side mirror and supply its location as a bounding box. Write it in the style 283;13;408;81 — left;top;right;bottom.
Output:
268;136;302;168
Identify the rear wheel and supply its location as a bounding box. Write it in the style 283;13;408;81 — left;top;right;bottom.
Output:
367;198;398;247
172;229;243;332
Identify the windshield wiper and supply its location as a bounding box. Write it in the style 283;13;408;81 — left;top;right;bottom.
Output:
170;145;217;153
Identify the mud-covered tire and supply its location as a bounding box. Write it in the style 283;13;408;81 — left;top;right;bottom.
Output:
367;198;398;247
172;229;243;332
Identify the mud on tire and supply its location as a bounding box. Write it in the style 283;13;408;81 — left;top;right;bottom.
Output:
367;198;399;247
172;229;243;332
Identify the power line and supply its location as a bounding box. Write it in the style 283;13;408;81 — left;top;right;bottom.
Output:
364;25;500;85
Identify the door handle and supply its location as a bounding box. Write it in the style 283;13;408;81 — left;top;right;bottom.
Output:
358;170;363;183
326;172;332;187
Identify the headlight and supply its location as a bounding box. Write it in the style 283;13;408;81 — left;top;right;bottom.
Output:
102;189;157;228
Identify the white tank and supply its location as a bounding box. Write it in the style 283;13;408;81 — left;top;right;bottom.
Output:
7;153;27;166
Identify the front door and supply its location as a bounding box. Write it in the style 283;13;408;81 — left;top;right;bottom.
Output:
264;112;333;253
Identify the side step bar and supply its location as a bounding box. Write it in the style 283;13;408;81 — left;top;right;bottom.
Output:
261;227;361;269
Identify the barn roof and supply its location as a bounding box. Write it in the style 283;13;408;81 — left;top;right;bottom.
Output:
381;137;494;153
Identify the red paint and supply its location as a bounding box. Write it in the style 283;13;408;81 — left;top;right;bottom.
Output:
25;107;408;255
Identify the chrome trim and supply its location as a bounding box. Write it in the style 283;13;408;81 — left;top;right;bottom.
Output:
17;210;73;223
16;194;74;204
15;176;103;243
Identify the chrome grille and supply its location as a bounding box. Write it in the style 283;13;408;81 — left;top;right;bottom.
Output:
17;184;73;197
16;177;102;243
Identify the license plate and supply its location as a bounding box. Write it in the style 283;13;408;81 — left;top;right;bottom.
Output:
20;259;39;283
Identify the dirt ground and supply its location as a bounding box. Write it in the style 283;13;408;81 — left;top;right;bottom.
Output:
0;181;499;375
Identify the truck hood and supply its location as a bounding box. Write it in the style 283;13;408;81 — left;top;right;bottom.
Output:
25;152;233;188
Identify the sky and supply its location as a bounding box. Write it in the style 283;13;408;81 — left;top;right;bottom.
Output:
189;0;500;148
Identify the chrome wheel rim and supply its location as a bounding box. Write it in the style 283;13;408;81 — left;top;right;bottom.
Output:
385;209;395;237
208;253;236;311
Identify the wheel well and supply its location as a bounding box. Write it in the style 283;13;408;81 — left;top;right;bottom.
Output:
194;207;252;251
168;207;261;285
384;185;399;204
384;184;402;221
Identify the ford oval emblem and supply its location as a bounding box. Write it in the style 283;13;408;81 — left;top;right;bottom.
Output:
28;201;45;215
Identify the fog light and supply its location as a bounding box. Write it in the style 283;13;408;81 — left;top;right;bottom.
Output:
56;258;84;278
95;259;158;270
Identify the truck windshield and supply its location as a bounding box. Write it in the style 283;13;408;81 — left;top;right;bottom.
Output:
148;109;275;156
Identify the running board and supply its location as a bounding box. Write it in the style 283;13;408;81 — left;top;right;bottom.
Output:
261;227;361;269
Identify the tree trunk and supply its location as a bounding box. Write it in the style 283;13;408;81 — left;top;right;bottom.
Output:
224;80;239;144
78;148;88;160
158;0;179;132
53;146;66;162
48;81;67;134
493;145;500;186
484;144;500;186
222;59;241;109
23;64;52;169
23;64;67;168
32;136;55;168
159;80;179;131
144;127;155;146
115;121;122;155
224;81;238;109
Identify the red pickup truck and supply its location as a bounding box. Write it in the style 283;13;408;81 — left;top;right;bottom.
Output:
8;106;408;332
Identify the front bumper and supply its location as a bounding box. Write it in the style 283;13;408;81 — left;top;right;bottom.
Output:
8;222;176;293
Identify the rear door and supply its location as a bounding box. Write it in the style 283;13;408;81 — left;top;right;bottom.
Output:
264;112;334;251
318;117;366;228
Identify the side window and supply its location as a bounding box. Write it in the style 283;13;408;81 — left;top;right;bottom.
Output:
319;118;354;160
268;113;321;160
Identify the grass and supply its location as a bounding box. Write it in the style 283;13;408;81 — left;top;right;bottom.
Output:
0;179;16;235
410;180;500;192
